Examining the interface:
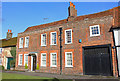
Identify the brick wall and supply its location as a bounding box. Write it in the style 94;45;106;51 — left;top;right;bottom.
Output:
15;14;118;75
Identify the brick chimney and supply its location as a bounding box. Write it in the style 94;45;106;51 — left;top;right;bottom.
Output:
68;2;77;17
67;2;77;21
6;29;12;39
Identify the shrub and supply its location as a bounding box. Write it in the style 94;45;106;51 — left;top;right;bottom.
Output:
25;63;28;69
36;63;39;70
1;66;4;70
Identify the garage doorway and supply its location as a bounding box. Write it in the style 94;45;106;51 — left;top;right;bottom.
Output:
83;45;113;76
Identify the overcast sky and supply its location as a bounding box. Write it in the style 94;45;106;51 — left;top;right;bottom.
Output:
2;2;119;39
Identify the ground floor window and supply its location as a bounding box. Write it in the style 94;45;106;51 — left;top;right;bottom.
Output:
65;52;73;67
50;53;57;67
18;54;23;66
41;53;46;67
24;54;28;66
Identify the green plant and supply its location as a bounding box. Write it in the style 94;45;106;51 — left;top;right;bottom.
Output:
1;65;4;70
10;60;15;68
25;63;28;69
36;63;39;70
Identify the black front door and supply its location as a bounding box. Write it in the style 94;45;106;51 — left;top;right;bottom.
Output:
33;55;36;71
84;46;112;76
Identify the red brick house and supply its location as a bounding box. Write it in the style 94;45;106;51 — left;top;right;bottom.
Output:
15;2;120;76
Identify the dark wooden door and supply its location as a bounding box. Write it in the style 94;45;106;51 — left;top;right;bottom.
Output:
33;55;36;71
84;46;112;76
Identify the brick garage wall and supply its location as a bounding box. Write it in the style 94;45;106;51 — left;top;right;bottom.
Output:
15;14;117;75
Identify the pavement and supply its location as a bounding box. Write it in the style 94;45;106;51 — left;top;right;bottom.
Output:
2;70;120;80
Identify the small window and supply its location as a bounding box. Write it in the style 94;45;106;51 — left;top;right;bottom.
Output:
41;53;46;67
65;29;72;44
24;36;29;48
50;32;57;45
90;25;100;37
50;53;57;67
65;52;73;67
19;37;23;48
18;54;23;65
41;34;47;46
24;54;28;66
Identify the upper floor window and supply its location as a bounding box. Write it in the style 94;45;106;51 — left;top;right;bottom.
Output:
41;53;46;67
65;29;72;44
65;52;73;67
41;34;46;46
18;54;23;66
19;37;23;48
50;32;57;45
24;36;29;48
90;25;100;37
24;54;28;66
50;53;57;67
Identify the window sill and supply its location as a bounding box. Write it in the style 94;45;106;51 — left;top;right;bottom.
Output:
41;45;47;47
65;43;72;45
50;44;57;46
90;34;100;37
50;66;57;67
41;66;46;67
19;47;23;49
24;47;29;48
18;65;22;66
65;66;73;68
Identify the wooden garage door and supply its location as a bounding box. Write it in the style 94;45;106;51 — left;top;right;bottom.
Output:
84;46;112;76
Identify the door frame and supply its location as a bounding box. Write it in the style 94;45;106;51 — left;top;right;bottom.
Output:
31;55;37;71
31;56;33;71
82;44;113;76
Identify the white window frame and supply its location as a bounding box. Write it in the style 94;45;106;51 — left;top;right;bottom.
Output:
65;29;72;44
24;36;29;48
41;33;47;46
24;54;28;66
19;37;24;48
50;32;57;45
50;53;57;67
65;52;73;67
41;53;46;67
18;54;23;66
90;25;100;37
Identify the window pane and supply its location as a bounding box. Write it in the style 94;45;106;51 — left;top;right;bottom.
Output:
66;53;72;66
52;33;56;44
66;30;72;43
91;25;100;36
42;54;46;66
20;55;23;65
51;53;57;66
42;34;46;45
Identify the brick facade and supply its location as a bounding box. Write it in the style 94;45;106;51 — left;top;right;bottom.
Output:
15;2;120;76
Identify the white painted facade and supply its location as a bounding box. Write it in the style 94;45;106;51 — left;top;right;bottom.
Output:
113;29;120;75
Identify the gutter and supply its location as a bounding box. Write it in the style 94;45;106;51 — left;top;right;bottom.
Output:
59;28;62;75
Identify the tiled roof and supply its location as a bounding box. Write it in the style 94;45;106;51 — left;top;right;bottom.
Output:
0;37;17;48
23;6;120;33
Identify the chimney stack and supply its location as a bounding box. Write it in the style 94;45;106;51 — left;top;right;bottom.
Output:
6;29;12;39
67;2;77;21
68;2;77;17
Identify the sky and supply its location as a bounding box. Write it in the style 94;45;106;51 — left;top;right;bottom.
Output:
1;2;119;39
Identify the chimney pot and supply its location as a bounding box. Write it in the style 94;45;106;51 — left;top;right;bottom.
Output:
8;29;9;33
73;5;75;8
10;30;11;33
